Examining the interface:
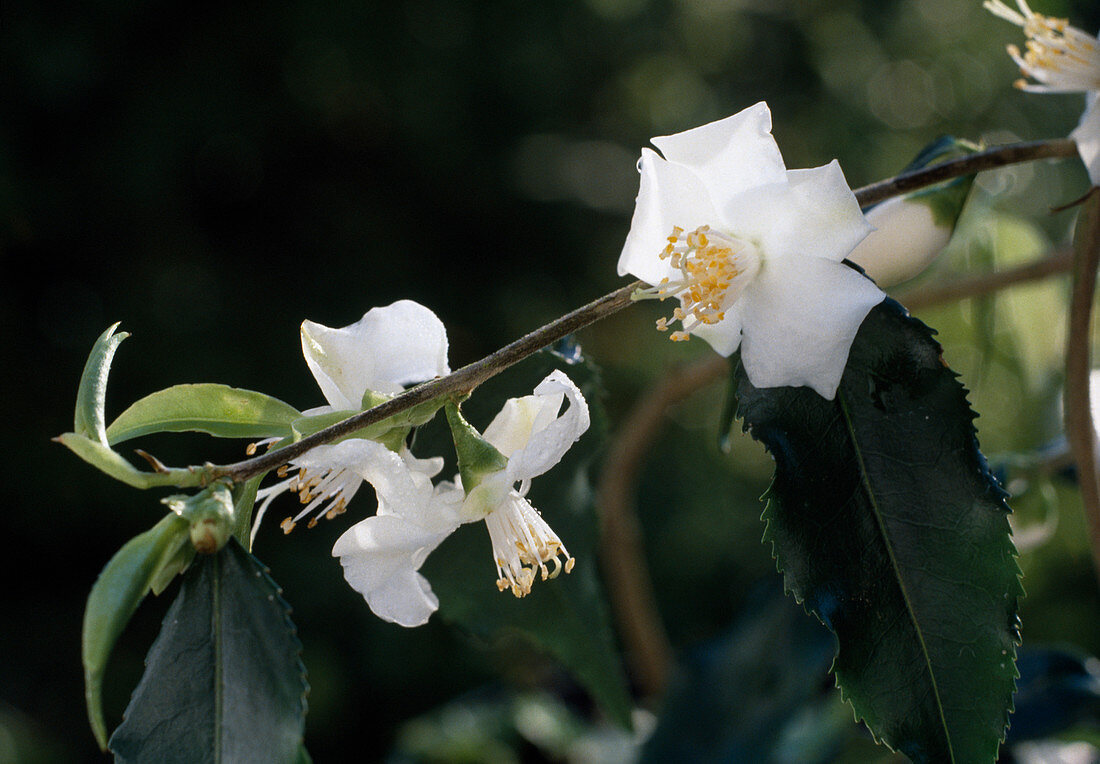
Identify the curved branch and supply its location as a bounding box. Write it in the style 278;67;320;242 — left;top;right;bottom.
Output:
1063;189;1100;589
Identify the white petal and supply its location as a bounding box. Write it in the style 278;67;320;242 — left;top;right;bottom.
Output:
301;299;450;408
503;370;590;480
617;148;719;282
333;514;455;627
1072;93;1100;187
650;101;787;199
847;196;952;287
749;161;873;263
686;297;747;357
739;257;884;399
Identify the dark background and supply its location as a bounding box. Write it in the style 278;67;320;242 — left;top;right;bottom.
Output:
5;0;1100;760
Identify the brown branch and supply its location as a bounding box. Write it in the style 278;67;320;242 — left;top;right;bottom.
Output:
852;138;1078;208
597;357;727;698
211;282;642;483
1063;189;1100;590
896;246;1073;310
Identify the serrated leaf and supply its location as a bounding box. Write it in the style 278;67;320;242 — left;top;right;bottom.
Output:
421;343;633;729
74;323;128;444
730;298;1022;763
109;539;308;763
83;512;190;750
105;384;302;445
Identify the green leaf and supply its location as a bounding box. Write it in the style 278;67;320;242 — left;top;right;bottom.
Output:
74;323;128;444
53;431;205;489
421;341;634;729
106;383;302;444
729;298;1022;763
83;512;191;750
109;540;308;763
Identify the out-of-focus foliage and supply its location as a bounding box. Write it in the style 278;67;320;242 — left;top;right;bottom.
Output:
6;0;1100;760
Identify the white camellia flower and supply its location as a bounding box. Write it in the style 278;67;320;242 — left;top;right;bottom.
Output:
618;101;884;400
251;300;450;543
986;0;1100;186
332;370;589;627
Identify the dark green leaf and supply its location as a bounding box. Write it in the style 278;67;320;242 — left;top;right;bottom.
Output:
109;540;308;763
83;512;190;750
729;298;1022;763
105;383;302;444
421;343;633;729
74;323;128;444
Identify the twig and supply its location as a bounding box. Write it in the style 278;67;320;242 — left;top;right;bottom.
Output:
211;282;641;483
852;138;1078;208
596;358;727;698
896;247;1073;309
200;137;1077;485
1063;189;1100;590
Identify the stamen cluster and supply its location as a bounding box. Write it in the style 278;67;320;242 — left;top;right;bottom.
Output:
650;225;756;342
986;0;1100;92
485;496;575;598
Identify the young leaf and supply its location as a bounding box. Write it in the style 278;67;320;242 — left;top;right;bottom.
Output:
105;383;302;444
421;343;634;729
73;323;128;444
730;298;1022;763
83;512;190;750
109;539;308;763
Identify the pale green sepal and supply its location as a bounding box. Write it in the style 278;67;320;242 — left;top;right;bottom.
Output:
105;383;302;445
908;175;975;229
53;432;206;489
445;401;508;493
290;396;447;444
83;512;190;750
231;474;265;551
163;483;236;555
74;323;128;445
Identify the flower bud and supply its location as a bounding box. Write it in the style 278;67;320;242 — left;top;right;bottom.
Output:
162;483;236;555
848;176;973;287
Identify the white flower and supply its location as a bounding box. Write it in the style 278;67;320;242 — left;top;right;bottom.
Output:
251;300;450;543
618;101;884;400
332;370;589;626
986;0;1100;185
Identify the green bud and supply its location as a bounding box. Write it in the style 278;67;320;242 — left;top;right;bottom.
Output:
162;483;236;555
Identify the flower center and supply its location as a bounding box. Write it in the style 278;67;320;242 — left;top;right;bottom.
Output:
987;0;1100;91
645;225;760;342
253;463;353;536
484;494;575;598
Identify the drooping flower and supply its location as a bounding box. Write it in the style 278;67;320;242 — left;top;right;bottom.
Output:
986;0;1100;185
251;300;450;543
332;370;589;626
618;102;885;400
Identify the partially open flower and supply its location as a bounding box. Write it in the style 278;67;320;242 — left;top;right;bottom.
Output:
331;371;589;626
251;300;450;543
986;0;1100;185
618;101;884;400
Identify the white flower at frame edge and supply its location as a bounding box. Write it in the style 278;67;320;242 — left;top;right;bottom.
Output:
986;0;1100;186
618;101;885;400
332;370;589;627
251;299;450;543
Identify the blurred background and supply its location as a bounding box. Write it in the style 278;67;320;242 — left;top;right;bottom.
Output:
5;0;1100;760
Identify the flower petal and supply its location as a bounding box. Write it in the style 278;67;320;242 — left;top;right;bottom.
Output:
847;195;953;287
650;101;787;199
739;257;884;399
617;148;719;282
500;370;590;481
740;161;873;263
684;297;747;357
1072;92;1100;187
333;513;455;627
301;300;450;407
